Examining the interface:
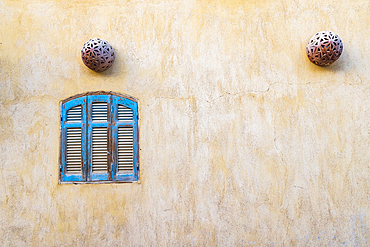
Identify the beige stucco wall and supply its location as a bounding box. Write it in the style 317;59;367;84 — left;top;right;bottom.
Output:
1;0;370;246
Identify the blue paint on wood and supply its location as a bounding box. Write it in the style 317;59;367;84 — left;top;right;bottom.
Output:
60;93;139;183
61;96;86;182
88;95;111;181
113;95;139;181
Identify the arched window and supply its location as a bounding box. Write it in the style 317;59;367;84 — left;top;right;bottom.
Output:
59;92;139;183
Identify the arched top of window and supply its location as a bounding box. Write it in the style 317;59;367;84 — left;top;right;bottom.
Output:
61;91;138;104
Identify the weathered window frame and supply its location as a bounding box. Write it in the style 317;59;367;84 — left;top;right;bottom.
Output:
59;91;139;184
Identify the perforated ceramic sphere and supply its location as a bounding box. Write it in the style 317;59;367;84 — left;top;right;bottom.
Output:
306;31;343;66
81;38;115;72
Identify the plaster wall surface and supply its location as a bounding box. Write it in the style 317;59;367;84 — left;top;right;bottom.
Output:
1;0;370;246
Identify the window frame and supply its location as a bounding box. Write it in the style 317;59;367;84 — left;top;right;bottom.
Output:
59;91;139;184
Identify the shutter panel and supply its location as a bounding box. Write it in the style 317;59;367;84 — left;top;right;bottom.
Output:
118;126;134;173
65;105;83;174
118;105;133;121
112;96;138;181
60;97;87;182
92;102;108;121
88;95;111;181
67;105;82;122
66;127;82;173
92;127;108;173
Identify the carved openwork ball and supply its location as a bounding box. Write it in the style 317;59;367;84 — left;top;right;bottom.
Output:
306;31;343;66
81;38;115;72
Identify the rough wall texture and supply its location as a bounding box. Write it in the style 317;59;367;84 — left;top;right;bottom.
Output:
1;0;370;246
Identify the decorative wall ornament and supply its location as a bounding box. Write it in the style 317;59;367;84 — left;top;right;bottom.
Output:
306;31;343;66
81;38;115;72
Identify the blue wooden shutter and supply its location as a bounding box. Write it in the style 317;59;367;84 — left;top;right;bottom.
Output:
87;95;111;181
112;95;139;181
60;96;87;182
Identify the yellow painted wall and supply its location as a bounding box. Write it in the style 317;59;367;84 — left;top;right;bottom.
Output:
1;0;370;245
